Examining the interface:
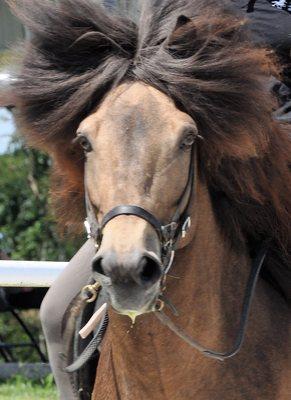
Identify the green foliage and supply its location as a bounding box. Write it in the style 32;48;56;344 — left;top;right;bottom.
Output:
0;134;83;261
0;123;84;364
0;132;85;363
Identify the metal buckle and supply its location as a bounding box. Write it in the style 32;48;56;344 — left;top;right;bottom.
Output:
161;222;178;242
84;219;91;239
163;250;175;275
84;219;101;249
181;217;191;239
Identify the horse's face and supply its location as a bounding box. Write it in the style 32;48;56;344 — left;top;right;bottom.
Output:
77;82;197;317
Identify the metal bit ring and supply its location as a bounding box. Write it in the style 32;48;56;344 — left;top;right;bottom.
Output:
81;282;101;303
155;298;165;312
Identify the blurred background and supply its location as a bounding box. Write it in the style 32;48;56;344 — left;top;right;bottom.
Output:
0;1;139;399
0;2;81;398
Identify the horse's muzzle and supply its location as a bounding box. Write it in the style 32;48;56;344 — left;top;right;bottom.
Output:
91;250;162;314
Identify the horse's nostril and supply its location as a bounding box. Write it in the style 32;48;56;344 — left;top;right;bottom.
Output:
139;256;161;284
92;253;161;286
92;256;105;275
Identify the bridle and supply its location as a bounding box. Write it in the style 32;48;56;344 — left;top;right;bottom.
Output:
84;144;196;277
77;140;269;365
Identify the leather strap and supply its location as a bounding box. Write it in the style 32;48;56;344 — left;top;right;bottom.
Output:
85;190;101;242
155;241;269;361
101;205;164;239
65;312;109;373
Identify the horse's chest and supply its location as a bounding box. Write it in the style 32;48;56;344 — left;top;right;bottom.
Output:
91;313;289;400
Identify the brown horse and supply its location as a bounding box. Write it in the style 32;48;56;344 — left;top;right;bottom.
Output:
4;0;291;399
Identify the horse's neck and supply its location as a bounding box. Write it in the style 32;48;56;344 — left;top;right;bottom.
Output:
164;182;250;349
94;183;289;400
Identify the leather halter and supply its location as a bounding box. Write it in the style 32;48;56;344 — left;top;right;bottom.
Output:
84;144;196;273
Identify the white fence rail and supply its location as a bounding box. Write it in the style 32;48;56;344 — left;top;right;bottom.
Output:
0;260;67;287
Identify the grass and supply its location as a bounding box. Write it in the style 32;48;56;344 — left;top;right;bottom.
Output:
0;375;57;400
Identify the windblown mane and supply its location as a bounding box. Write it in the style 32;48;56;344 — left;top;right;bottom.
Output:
4;0;291;299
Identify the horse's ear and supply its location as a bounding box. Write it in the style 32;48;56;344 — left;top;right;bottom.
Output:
169;15;193;40
175;15;192;30
167;15;196;58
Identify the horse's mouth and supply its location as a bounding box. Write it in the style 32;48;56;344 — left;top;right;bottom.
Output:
93;270;162;321
115;307;151;324
109;289;160;323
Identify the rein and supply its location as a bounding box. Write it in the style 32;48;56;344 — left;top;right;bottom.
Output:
155;242;269;361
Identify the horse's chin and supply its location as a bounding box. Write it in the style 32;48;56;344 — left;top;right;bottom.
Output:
115;307;152;324
110;294;158;324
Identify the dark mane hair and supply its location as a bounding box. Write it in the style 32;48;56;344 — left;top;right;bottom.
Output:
4;0;291;299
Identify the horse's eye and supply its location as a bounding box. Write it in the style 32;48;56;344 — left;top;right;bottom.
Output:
180;133;196;150
77;135;92;152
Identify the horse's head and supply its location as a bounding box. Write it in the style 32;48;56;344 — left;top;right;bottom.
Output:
5;0;290;318
78;82;198;317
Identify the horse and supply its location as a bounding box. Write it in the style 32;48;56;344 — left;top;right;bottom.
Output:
3;0;291;399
